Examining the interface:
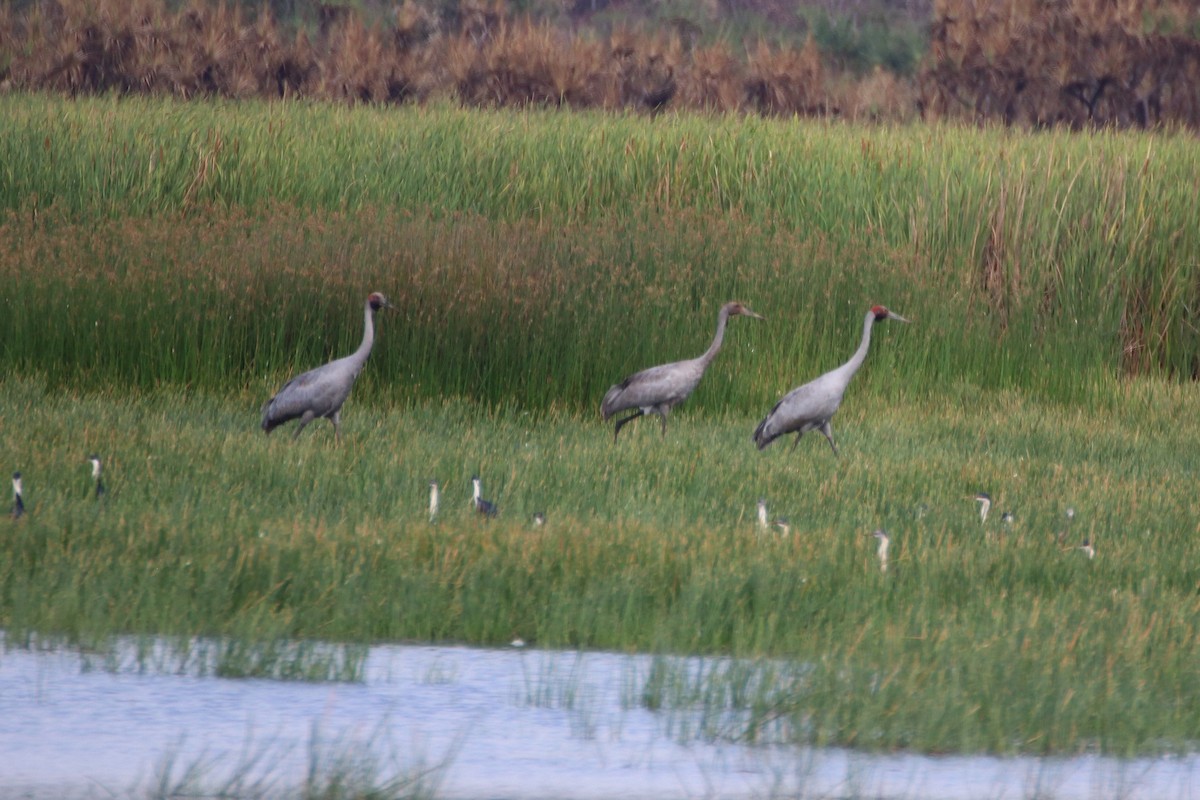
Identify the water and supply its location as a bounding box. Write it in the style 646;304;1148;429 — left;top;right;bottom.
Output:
1;639;1196;799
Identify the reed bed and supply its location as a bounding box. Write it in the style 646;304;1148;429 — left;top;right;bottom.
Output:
3;95;1200;406
2;376;1199;755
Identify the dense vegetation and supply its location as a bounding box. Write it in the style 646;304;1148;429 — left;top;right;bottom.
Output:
3;95;1200;406
3;0;1199;127
2;94;1200;756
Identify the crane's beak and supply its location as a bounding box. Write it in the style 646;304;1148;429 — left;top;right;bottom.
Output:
888;311;911;323
744;308;765;321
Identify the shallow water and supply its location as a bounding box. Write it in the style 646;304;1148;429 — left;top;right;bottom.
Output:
0;639;1196;800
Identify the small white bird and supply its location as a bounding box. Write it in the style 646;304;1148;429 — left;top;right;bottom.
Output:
971;492;991;523
1079;537;1095;560
1057;507;1077;544
472;476;498;517
756;499;769;532
87;454;106;498
532;512;546;527
428;480;440;523
11;472;24;519
870;529;890;573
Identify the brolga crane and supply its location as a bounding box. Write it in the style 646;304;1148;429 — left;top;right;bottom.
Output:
11;472;23;519
261;292;392;443
870;529;890;573
472;476;498;517
87;455;105;498
428;480;440;523
601;301;764;442
753;305;909;454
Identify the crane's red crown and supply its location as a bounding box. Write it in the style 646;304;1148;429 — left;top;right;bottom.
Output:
871;305;890;319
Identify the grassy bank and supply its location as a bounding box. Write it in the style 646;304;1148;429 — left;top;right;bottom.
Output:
3;376;1199;754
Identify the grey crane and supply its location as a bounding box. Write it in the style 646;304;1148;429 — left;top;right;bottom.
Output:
870;529;890;573
87;454;106;498
601;301;764;442
261;292;392;443
472;476;498;517
753;305;909;454
11;472;23;519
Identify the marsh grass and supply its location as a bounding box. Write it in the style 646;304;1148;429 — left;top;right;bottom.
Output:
148;721;445;800
3;96;1200;405
2;376;1199;754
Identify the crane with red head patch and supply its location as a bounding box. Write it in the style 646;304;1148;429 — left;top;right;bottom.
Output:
753;304;909;455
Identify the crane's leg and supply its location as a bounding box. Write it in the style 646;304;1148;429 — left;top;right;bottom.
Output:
331;411;342;446
819;422;838;456
789;432;804;453
293;411;316;439
613;410;643;442
656;407;669;438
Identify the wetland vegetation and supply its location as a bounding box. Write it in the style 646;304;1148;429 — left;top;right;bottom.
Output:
2;94;1199;757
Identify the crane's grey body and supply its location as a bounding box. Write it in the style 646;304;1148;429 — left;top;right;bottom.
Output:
11;472;23;519
602;301;763;441
262;293;390;443
753;306;908;454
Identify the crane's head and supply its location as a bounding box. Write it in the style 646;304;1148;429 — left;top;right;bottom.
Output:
367;292;393;312
870;529;889;542
871;305;910;323
724;301;765;321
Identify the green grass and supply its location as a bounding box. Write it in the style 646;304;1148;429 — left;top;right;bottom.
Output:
2;375;1199;755
3;94;1200;405
2;93;1199;756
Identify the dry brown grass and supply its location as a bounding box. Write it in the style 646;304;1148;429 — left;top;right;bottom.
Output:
921;0;1200;129
0;0;851;118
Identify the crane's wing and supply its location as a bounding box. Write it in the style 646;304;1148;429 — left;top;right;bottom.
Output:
753;380;839;450
261;364;346;431
601;359;704;419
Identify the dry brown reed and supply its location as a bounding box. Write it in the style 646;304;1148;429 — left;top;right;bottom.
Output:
921;0;1200;129
0;0;855;118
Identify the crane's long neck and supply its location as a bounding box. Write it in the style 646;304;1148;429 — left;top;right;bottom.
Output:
350;300;377;366
834;311;877;384
698;307;732;367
